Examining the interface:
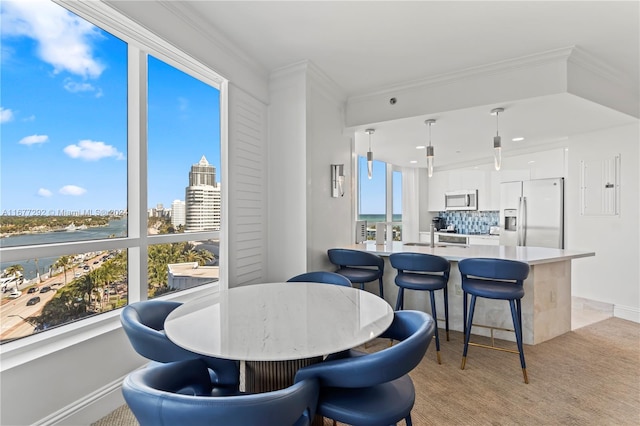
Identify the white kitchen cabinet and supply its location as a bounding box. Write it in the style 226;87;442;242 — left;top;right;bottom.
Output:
468;235;500;246
427;171;447;211
429;170;486;212
419;232;431;243
449;170;489;211
448;170;484;193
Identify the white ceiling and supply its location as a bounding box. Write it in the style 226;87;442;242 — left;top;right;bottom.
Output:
184;1;639;98
113;1;640;169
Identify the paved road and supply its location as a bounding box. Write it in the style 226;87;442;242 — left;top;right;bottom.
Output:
0;252;106;341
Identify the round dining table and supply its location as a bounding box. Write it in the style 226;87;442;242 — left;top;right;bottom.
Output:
164;282;394;392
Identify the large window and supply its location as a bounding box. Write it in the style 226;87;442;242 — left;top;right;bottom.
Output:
358;156;386;240
392;169;402;241
0;0;223;343
357;156;403;241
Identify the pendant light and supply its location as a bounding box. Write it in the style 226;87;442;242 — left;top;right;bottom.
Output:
491;107;504;171
365;128;375;179
424;119;436;178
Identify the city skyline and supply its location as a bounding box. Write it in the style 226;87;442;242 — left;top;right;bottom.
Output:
0;0;221;214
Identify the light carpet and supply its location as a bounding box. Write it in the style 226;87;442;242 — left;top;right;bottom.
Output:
93;317;639;425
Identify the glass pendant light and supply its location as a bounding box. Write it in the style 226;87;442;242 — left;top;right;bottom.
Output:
491;108;504;171
424;119;436;177
365;129;375;179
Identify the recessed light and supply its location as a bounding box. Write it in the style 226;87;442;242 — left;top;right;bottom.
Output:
528;160;535;164
512;137;525;142
410;160;418;164
416;145;426;149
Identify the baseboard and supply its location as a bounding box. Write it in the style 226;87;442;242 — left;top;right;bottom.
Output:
34;375;126;426
614;304;640;323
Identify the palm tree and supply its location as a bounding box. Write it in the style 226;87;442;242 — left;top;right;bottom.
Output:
53;255;73;286
4;264;24;289
74;274;95;313
182;244;214;265
5;264;24;276
28;258;43;283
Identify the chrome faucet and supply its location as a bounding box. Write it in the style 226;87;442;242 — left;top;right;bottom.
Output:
430;223;436;248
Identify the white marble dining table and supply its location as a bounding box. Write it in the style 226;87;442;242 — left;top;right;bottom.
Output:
164;282;394;392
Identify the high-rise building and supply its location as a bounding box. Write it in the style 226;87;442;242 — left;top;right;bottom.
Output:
185;156;220;232
171;200;186;228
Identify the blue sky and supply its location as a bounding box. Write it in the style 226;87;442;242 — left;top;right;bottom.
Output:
0;0;220;215
358;157;402;216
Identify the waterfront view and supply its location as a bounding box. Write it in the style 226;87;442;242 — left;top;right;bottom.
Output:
0;215;220;343
0;0;222;344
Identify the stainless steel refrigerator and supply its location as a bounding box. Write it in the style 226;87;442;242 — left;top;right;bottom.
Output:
499;178;564;249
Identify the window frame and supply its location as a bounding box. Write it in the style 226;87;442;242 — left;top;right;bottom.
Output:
0;0;228;369
355;154;403;240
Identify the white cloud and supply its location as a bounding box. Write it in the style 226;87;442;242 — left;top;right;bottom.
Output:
59;185;86;196
0;107;14;123
63;78;96;94
19;134;48;145
1;0;105;79
38;188;53;197
63;139;125;161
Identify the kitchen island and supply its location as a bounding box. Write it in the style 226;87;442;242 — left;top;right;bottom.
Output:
342;242;595;345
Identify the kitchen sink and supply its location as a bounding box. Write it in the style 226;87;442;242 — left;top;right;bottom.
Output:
404;242;467;248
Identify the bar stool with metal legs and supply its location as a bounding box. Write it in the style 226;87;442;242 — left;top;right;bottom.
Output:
458;258;530;383
390;252;450;364
327;248;385;298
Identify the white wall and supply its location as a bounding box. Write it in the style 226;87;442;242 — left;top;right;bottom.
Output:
305;66;352;272
266;64;309;281
566;123;640;321
266;62;351;279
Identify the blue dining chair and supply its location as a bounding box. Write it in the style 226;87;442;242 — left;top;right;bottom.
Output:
287;271;352;287
390;252;450;364
294;310;436;426
458;258;531;383
123;358;320;426
327;248;385;298
121;300;240;394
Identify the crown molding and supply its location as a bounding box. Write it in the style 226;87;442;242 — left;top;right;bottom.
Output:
348;46;577;103
56;0;225;87
156;1;267;78
568;46;637;91
305;61;347;105
270;61;347;106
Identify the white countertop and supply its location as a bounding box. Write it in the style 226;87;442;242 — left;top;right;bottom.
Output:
164;282;394;361
344;242;595;265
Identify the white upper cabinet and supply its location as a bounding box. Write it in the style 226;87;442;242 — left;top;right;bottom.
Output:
426;148;567;212
427;171;447;211
428;170;485;211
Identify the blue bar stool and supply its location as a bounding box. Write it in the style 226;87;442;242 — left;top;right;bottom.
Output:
327;248;385;298
458;258;530;383
390;252;450;364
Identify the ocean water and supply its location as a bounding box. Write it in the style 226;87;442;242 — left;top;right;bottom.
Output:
0;219;127;281
358;214;402;223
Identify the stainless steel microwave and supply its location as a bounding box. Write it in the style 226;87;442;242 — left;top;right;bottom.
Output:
445;190;478;211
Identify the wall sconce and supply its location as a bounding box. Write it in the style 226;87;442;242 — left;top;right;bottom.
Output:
331;164;345;197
